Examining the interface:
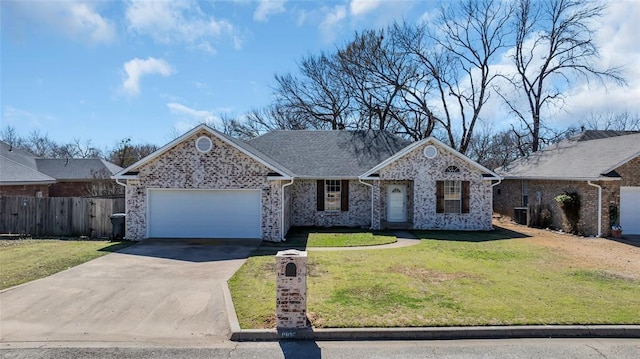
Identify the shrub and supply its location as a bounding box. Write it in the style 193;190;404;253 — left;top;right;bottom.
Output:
555;192;580;234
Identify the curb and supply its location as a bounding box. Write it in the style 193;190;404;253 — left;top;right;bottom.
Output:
230;325;640;342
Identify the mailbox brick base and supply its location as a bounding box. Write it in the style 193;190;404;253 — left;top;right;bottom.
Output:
276;250;308;329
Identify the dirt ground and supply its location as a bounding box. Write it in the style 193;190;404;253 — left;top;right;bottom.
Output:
494;219;640;279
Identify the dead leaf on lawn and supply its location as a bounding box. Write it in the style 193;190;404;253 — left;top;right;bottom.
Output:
261;314;276;329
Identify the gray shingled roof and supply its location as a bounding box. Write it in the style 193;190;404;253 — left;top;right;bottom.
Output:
1;140;123;183
247;130;411;177
495;132;640;180
0;141;38;169
0;141;55;184
36;159;123;181
574;130;640;141
214;130;295;177
0;156;56;184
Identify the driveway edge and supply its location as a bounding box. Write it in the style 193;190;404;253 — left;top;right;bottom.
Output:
222;281;242;334
230;325;640;341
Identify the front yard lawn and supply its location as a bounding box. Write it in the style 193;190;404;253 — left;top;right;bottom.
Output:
262;227;397;248
229;227;640;328
0;239;133;290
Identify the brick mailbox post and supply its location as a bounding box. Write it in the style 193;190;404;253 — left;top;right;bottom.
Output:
275;249;308;329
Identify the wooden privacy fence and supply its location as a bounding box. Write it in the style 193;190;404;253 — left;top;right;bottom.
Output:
0;196;125;238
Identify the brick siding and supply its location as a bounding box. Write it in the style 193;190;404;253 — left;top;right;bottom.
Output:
0;184;50;197
378;142;494;231
124;130;282;241
289;179;371;228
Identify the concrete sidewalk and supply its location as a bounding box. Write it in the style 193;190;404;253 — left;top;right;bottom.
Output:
261;230;422;252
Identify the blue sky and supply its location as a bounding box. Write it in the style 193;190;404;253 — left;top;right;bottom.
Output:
2;0;639;151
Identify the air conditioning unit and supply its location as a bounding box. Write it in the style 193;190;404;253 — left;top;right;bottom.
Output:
513;207;528;225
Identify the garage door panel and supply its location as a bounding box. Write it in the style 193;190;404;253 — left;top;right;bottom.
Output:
620;187;640;235
148;189;261;238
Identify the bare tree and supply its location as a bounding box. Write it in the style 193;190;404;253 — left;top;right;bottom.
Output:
396;0;512;152
500;0;626;152
0;125;25;148
468;125;530;169
273;52;351;130
336;29;409;134
581;111;640;131
86;168;124;198
108;138;157;168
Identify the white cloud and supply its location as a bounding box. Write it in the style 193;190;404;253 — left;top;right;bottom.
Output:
125;0;239;53
319;5;347;43
2;106;55;128
167;102;223;132
548;1;640;126
254;0;286;22
167;102;214;122
121;57;175;96
4;1;115;44
350;0;381;16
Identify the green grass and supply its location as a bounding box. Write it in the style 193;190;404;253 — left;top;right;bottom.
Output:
229;228;640;328
262;227;397;248
0;239;134;290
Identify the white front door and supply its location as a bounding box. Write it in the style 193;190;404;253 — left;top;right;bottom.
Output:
387;185;406;222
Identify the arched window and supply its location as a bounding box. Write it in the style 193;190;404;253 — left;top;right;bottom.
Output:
445;165;460;173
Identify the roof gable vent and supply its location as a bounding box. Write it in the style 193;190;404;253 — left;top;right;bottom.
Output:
196;136;213;153
423;145;438;159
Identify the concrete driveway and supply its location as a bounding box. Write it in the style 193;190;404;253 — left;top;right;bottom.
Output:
0;239;261;346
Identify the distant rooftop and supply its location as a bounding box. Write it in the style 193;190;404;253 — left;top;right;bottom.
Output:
36;159;123;181
495;132;640;180
0;140;123;184
573;130;640;141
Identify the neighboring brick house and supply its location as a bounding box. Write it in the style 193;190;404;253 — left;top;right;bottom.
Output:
0;141;123;197
36;159;124;197
113;124;500;241
0;142;55;197
493;131;640;237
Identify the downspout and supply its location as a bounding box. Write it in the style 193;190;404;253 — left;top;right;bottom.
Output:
359;178;375;230
490;178;502;227
281;179;294;242
587;180;602;237
115;178;127;187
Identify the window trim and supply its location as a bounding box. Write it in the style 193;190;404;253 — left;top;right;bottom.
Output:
436;180;470;214
324;179;342;212
317;179;349;212
444;180;462;213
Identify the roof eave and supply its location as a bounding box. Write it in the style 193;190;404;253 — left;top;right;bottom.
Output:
500;175;621;181
0;180;56;186
601;151;640;174
111;175;139;180
295;175;361;180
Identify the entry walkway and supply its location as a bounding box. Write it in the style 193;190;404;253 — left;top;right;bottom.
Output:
304;230;421;252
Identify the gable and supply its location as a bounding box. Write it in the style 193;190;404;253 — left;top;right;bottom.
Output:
362;137;499;180
613;155;640;187
136;130;272;182
114;124;293;179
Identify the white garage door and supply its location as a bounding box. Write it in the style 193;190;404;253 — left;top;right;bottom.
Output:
620;187;640;235
147;189;261;238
